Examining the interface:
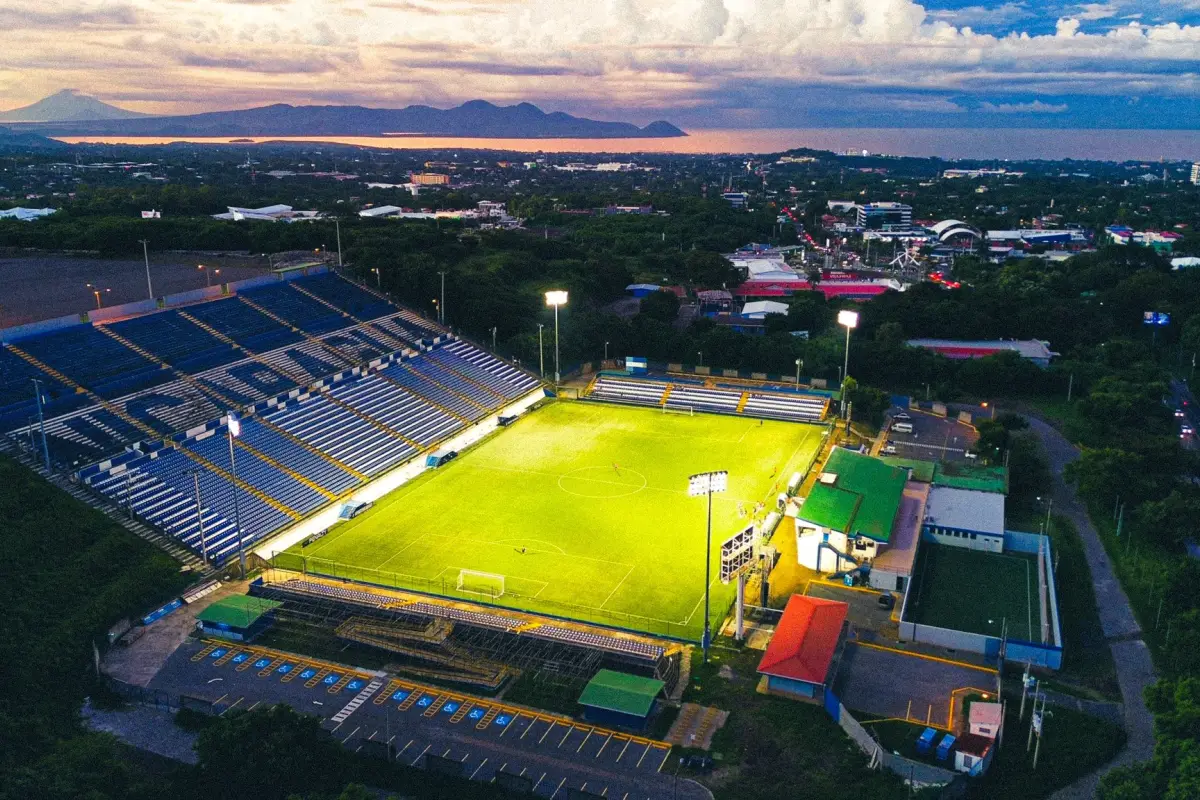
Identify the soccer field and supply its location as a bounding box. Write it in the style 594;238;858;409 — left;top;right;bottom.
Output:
278;401;826;640
905;542;1037;641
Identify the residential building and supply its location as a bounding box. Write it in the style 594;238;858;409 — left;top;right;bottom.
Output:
410;172;450;186
955;702;1004;775
1191;162;1200;186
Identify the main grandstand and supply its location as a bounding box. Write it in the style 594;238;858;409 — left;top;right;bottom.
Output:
0;269;539;562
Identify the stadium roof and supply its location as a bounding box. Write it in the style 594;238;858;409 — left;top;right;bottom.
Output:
933;462;1008;494
924;486;1005;537
757;594;848;685
797;448;907;543
879;456;936;483
929;219;981;242
577;669;664;717
196;595;282;628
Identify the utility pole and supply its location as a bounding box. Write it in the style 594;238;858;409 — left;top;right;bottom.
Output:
491;327;497;352
334;219;343;267
1066;372;1073;402
138;239;154;300
537;324;545;379
227;415;246;579
188;469;209;564
438;271;447;326
31;378;50;472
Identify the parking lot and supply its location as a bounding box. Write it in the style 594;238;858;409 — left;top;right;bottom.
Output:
151;639;703;800
805;582;897;637
882;408;977;463
833;642;996;728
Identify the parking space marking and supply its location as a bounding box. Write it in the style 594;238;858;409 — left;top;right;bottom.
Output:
213;693;228;706
410;744;431;767
594;733;612;758
247;700;262;711
559;726;573;748
398;689;422;711
635;743;652;768
539;720;559;744
450;701;474;723
328;674;353;694
423;695;448;717
213;648;239;666
577;729;593;753
341;726;360;744
257;657;284;677
657;748;671;772
550;777;567;799
520;717;540;740
615;738;631;763
304;668;330;688
280;662;305;682
497;711;520;738
234;654;256;672
470;758;489;780
441;747;452;758
532;772;547;792
397;739;414;757
219;697;243;716
375;680;402;705
191;644;217;662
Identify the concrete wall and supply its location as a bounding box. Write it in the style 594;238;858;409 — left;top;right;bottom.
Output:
0;312;85;343
899;620;1001;660
923;524;1004;554
90;298;160;323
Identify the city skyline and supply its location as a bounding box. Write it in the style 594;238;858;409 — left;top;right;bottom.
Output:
3;0;1200;129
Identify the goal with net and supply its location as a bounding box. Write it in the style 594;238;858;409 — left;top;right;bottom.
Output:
456;569;506;599
662;405;693;416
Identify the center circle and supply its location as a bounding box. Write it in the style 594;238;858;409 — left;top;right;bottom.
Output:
557;466;648;498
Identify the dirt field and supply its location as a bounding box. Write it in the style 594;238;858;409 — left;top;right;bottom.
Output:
0;254;272;327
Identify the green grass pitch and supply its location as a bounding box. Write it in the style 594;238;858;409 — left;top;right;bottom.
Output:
280;401;826;640
905;542;1037;641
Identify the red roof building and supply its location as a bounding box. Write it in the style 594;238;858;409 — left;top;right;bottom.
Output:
757;595;848;699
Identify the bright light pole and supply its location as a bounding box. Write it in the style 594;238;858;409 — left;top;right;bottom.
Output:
545;290;568;384
198;264;220;287
334;219;343;267
227;413;246;579
604;341;609;362
537;323;545;379
838;309;859;417
138;239;154;299
371;267;381;288
795;358;804;385
697;351;703;367
688;470;727;664
87;283;110;310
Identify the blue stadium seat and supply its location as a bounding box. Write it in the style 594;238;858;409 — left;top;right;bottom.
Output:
108;310;238;371
241;284;346;334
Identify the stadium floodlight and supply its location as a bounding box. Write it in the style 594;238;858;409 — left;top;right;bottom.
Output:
688;470;728;663
227;413;246;579
838;310;859;417
545;290;568;384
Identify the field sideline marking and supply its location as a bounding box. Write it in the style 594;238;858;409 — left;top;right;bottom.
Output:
598;565;636;610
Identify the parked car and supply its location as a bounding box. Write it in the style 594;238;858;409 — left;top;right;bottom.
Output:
882;443;898;455
894;412;911;421
877;592;896;610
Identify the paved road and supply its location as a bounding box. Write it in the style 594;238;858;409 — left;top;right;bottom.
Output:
1024;416;1156;799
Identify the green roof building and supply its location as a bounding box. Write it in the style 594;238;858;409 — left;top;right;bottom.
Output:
577;669;665;730
798;448;907;543
196;595;282;642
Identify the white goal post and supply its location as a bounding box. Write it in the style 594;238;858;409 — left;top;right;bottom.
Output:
456;569;506;598
662;405;694;416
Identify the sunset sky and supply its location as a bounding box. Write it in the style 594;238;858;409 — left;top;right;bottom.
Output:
4;0;1200;128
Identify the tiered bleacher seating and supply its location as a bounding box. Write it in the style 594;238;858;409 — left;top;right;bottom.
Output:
404;602;521;631
588;376;667;406
181;296;303;353
277;578;388;607
262;391;416;477
370;315;428;348
378;361;482;420
236;419;360;495
430;341;539;399
325;374;463;447
241;284;347;334
742;391;828;421
301;273;394;320
185;427;327;516
530;626;665;659
666;386;740;414
0;347;80;430
403;357;499;408
17;326;170;398
107;311;238;373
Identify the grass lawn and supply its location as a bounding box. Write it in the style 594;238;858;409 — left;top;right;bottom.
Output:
906;542;1037;641
279;401;825;639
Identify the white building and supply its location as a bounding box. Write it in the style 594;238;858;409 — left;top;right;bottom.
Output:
955;701;1004;775
212;205;323;222
923;486;1005;553
0;207;57;221
1192;162;1200;186
740;300;789;319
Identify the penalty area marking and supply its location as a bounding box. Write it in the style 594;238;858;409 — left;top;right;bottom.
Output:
490;538;568;555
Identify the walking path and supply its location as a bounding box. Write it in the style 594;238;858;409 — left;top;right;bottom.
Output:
1024;416;1156;799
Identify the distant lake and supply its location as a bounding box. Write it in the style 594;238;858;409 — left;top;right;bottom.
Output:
56;128;1200;162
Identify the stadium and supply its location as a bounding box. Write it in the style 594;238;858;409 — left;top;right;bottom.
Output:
1;266;832;648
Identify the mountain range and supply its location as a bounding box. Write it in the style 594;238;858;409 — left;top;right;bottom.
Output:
2;92;686;139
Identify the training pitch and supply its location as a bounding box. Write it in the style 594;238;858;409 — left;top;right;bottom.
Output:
906;542;1037;641
280;401;825;639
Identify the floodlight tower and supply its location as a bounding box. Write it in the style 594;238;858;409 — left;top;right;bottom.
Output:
688;470;727;663
537;323;545;379
837;309;859;417
227;413;246;579
545;290;568;384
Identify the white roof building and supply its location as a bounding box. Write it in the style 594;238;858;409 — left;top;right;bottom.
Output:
212;205;322;222
358;205;405;218
1172;257;1200;270
924;486;1005;538
730;256;797;282
741;300;789;319
0;207;57;221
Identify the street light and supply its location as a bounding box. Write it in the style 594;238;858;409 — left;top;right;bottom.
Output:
371;267;381;289
227;413;246;579
604;341;609;362
438;271;447;325
837;309;859;417
795;358;804;385
86;283;110;310
491;326;498;352
545;290;568;384
198;264;220;287
697;351;703;367
537;323;545;380
688;470;728;664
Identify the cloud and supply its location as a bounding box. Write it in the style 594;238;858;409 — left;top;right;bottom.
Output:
1071;3;1121;21
978;100;1070;112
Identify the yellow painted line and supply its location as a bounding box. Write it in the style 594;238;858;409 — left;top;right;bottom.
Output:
191;644;218;662
423;695;448;718
451;701;474;723
852;640;998;673
398;689;422;711
811;578;882;595
375;679;402;704
304;667;331;689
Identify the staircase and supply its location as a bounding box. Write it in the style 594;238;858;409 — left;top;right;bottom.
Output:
429;357;507;402
289;283;358;322
659;385;674;407
97;325;238;408
735;391;750;413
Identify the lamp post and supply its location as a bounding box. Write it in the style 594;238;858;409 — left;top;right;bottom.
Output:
491;326;498;352
198;264;220;287
688;470;727;664
371;267;381;289
837;309;859;417
138;239;154;300
697;351;703;367
30;378;50;472
795;358;804;385
334;219;343;267
438;271;447;325
87;283;110;310
537;323;545;380
227;414;246;579
545;290;568;385
604;341;609;362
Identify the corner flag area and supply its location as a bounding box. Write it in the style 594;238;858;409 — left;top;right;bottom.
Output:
276;401;825;640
